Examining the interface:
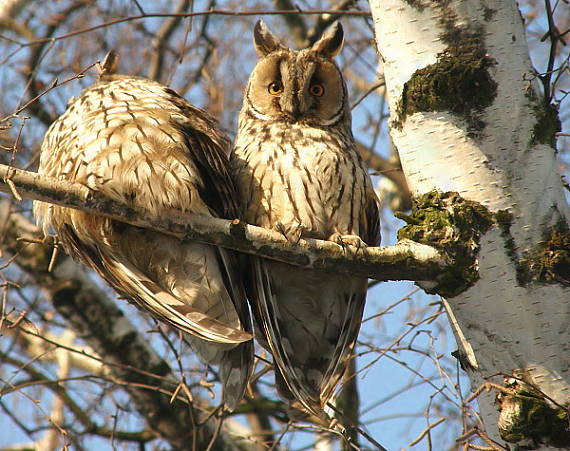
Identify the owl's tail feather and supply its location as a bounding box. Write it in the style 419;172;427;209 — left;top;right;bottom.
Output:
102;256;253;344
250;258;322;416
215;248;255;410
250;257;365;420
219;340;254;410
59;225;251;344
319;288;366;408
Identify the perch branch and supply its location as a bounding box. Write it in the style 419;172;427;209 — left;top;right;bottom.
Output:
0;164;448;282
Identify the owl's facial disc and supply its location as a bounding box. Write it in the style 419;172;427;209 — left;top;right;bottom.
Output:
247;53;345;125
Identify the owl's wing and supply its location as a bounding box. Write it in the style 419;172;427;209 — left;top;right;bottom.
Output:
363;185;381;246
163;89;241;219
34;75;253;409
214;247;254;409
59;223;251;344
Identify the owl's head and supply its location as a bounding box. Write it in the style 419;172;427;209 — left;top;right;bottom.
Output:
243;20;348;127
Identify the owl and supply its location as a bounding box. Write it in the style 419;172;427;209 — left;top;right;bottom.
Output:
33;73;253;410
232;21;380;418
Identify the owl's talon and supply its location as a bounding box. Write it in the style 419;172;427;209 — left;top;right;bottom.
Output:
275;222;305;244
329;233;367;256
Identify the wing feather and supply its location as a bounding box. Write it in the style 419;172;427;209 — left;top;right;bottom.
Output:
35;75;254;409
249;257;366;417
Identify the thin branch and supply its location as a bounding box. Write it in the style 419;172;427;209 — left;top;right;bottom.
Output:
178;0;217;93
0;163;448;283
2;65;98;125
147;0;191;82
543;0;560;102
408;417;445;447
273;0;308;47
0;352;154;443
22;0;90;127
1;201;257;451
356;141;411;211
244;381;276;450
308;0;360;45
15;10;371;47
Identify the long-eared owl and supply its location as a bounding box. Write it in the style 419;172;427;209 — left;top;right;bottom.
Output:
34;74;253;410
232;21;380;418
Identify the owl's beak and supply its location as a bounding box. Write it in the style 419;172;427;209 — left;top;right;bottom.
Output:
280;94;300;122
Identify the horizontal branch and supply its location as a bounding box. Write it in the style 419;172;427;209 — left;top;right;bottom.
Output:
0;163;448;282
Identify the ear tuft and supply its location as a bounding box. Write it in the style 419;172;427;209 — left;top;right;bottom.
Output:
253;20;285;57
311;22;344;57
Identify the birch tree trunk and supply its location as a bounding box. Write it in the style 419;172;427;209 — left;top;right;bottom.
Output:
369;0;570;448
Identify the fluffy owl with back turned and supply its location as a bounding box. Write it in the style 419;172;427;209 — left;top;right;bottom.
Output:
232;21;380;418
34;70;253;410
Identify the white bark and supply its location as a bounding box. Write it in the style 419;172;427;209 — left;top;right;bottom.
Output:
370;0;569;448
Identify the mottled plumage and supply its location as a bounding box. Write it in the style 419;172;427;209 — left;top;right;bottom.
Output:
34;74;253;409
232;22;380;417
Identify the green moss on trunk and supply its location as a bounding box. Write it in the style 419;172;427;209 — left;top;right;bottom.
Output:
396;190;493;297
395;51;497;132
532;102;561;148
522;218;570;286
393;4;497;133
497;373;570;448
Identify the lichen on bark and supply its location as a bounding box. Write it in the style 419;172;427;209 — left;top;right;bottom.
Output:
525;88;561;148
396;190;494;297
494;209;569;287
496;372;570;448
394;4;498;133
532;102;561;148
521;217;570;286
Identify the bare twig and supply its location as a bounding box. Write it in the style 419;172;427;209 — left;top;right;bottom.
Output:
542;0;562;102
16;10;370;47
23;0;90;126
273;0;308;47
355;141;412;211
1;203;258;451
0;352;155;443
308;0;359;45
147;0;191;82
408;417;445;446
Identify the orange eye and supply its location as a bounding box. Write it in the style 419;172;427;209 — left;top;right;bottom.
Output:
268;81;283;95
310;84;324;96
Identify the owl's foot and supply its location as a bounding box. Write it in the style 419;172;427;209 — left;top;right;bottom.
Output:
329;233;367;256
275;222;305;244
285;400;332;426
